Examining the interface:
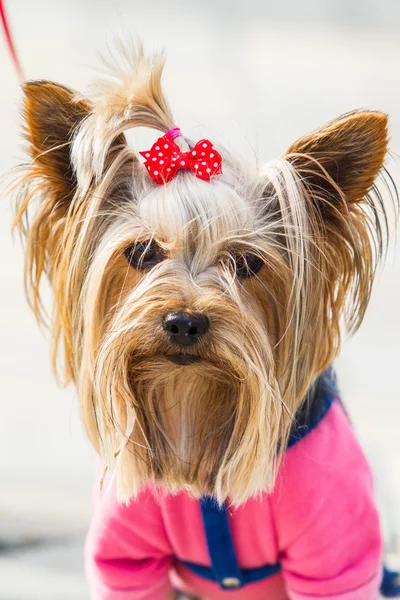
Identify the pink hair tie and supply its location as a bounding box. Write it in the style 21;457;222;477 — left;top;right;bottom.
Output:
165;126;182;141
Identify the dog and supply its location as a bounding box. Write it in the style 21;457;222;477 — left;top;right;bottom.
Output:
9;41;400;599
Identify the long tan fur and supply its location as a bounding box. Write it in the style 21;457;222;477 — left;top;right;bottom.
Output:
9;41;397;505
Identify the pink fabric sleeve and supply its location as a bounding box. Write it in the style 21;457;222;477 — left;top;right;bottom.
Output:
270;400;383;599
85;478;173;600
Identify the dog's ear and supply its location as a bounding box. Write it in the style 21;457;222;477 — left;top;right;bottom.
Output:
23;81;91;202
285;111;388;205
280;110;392;358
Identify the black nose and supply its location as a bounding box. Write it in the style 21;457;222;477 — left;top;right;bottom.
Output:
163;312;209;347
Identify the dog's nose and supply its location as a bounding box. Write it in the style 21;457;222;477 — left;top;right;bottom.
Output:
163;312;209;347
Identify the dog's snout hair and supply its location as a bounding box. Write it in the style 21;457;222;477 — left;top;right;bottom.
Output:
7;39;398;504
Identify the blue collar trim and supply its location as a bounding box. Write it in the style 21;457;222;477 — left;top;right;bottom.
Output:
287;366;337;448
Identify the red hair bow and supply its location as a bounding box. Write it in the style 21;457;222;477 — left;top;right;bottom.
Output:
140;135;222;185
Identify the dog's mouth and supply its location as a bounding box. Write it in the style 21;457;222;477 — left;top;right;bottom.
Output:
167;353;202;365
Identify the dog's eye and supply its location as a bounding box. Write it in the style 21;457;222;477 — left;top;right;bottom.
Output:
124;240;164;270
234;252;264;278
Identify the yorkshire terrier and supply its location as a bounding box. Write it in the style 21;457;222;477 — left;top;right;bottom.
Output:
9;41;400;599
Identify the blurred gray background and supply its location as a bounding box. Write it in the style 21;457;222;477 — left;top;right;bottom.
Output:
0;1;399;598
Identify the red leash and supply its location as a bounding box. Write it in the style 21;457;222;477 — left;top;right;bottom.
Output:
0;0;25;82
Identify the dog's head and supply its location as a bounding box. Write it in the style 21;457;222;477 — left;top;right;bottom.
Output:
12;43;395;504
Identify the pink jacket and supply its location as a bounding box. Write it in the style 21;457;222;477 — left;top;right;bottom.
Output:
85;398;382;600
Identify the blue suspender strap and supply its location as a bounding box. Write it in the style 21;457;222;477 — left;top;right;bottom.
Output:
180;498;281;590
199;497;244;589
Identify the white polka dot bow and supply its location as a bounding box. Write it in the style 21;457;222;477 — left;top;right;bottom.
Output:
140;135;223;185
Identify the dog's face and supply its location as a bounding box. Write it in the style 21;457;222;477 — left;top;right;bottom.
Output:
13;47;394;504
